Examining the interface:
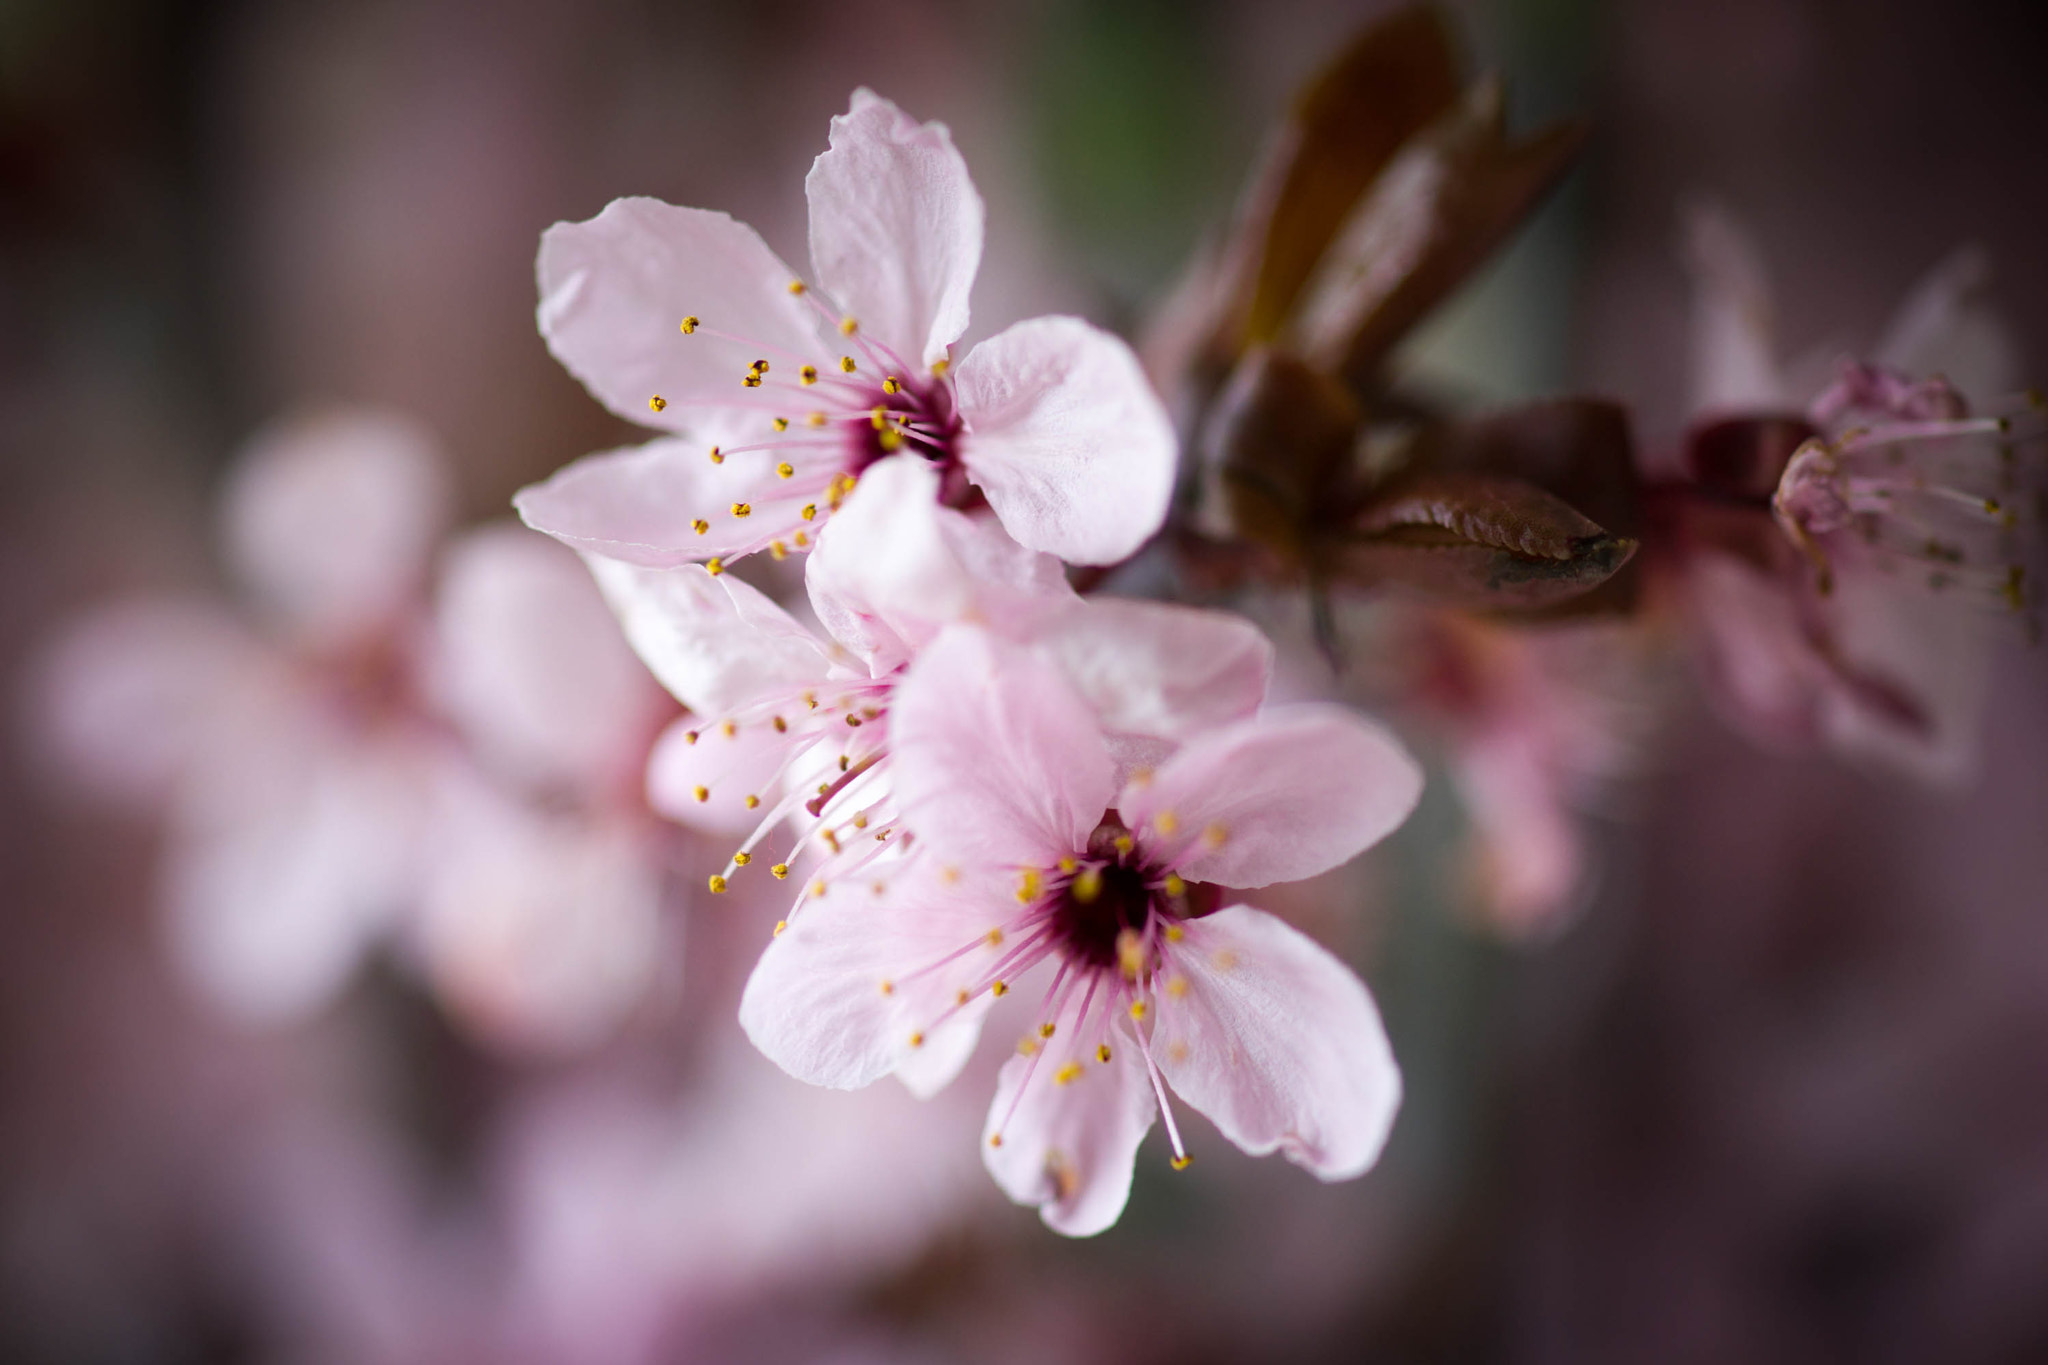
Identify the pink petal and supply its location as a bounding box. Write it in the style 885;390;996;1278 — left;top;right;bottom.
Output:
1681;201;1788;416
223;408;452;649
890;628;1116;872
1875;247;2018;404
432;525;670;795
739;855;1005;1092
808;455;1073;675
805;89;983;368
980;988;1157;1237
538;197;823;424
1035;599;1272;741
1122;705;1422;888
26;596;273;805
954;316;1177;565
513;432;799;568
1154;905;1400;1180
644;715;801;834
582;558;832;718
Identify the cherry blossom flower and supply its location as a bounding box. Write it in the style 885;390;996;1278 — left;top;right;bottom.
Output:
588;457;1271;914
738;627;1420;1235
1660;206;2043;783
515;89;1175;571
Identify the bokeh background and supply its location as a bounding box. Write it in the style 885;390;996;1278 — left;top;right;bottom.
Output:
5;0;2048;1360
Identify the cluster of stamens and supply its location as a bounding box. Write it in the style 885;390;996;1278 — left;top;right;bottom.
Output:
643;277;965;563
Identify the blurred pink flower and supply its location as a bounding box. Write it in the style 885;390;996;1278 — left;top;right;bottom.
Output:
515;89;1175;570
740;627;1418;1236
1664;205;2040;783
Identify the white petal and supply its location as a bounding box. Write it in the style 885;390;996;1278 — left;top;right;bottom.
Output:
1681;201;1788;414
582;557;832;717
222;408;451;649
1121;705;1422;888
431;524;669;794
981;991;1156;1237
806;89;983;368
1154;906;1400;1180
1034;598;1271;741
538;198;824;423
643;715;802;834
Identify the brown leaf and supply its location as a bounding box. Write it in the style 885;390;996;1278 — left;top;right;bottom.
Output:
1198;347;1361;562
1333;471;1636;610
1408;397;1641;539
1286;79;1586;389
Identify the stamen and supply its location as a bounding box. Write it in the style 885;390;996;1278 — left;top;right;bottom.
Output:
648;395;667;413
679;317;698;334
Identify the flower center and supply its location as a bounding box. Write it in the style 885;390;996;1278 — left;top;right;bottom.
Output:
1045;816;1221;972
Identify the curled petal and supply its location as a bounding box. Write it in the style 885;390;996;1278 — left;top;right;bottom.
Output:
1123;705;1421;888
806;89;983;368
582;558;831;718
538;198;822;423
1154;906;1399;1180
955;316;1177;565
891;628;1116;872
982;993;1156;1237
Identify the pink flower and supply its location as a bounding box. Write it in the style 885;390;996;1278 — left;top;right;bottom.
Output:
588;458;1270;905
514;89;1176;571
738;628;1420;1235
1664;206;2041;783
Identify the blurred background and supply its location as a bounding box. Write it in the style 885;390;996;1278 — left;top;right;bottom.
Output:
4;0;2048;1360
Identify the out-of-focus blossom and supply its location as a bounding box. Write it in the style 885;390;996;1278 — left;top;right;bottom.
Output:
515;89;1175;571
1658;205;2041;784
741;627;1417;1235
29;411;679;1049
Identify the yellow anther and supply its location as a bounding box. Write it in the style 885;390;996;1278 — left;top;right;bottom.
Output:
844;714;862;727
800;504;817;521
803;691;818;709
1163;874;1186;898
773;918;787;935
1072;867;1103;904
692;785;709;803
707;875;728;894
883;375;902;394
648;395;667;413
776;461;794;478
683;729;699;745
1017;1036;1039;1057
956;989;970;1006
840;356;857;373
1165;924;1184;942
679;316;699;334
744;794;761;809
1016;869;1042;903
1166;975;1189;999
721;719;737;737
1039;1022;1057;1039
731;502;752;518
879;979;894;996
985;928;1004;947
1153;809;1179;836
733;851;751;867
787;279;806;295
1057;856;1077;874
750;359;769;375
806;411;827;428
1129;1000;1147;1021
837;755;850;771
1097;1044;1112;1063
1113;835;1134;856
1170;1155;1193;1171
1116;929;1144;980
793;526;809;544
839;316;858;335
817;783;831;796
988;1134;1003;1148
706;558;724;576
877;428;902;452
773;416;789;431
870;406;888;429
810;879;827;897
769;541;788;561
1203;822;1228;848
800;365;818;385
691;518;709;535
851;813;868;830
708;446;724;464
991;980;1009;997
908;1031;925;1048
822;830;840;853
1054;1062;1084;1086
930;357;949;377
770;863;789;879
772;716;788;733
742;374;761;389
